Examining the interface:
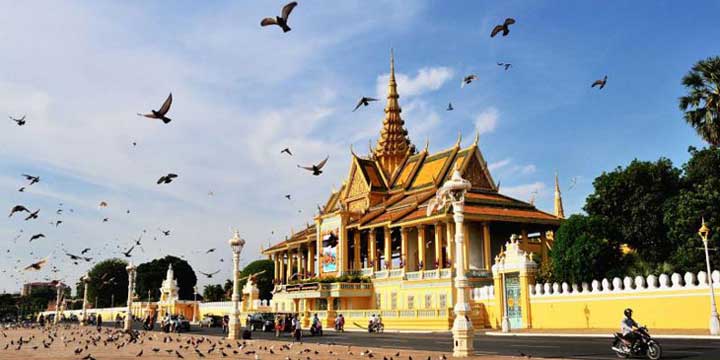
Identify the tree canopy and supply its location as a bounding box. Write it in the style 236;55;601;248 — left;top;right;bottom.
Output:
202;284;225;302
87;258;128;308
239;259;274;300
136;255;198;301
679;56;720;147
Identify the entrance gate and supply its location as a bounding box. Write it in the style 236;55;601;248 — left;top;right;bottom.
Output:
504;273;522;329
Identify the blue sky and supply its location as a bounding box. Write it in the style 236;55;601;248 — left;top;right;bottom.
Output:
0;1;716;293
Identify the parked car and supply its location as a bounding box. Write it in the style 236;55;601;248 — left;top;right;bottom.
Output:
199;315;223;328
247;313;274;332
161;315;191;333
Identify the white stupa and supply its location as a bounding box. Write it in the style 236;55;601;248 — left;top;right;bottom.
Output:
159;264;179;303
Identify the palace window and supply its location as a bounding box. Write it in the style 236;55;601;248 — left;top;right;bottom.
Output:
407;295;414;310
424;294;432;309
439;293;447;308
317;299;328;311
375;294;382;309
391;292;397;310
333;298;341;310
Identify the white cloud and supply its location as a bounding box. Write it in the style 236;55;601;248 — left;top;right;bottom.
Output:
474;107;499;135
501;182;546;203
519;164;537;174
488;158;511;172
376;66;454;99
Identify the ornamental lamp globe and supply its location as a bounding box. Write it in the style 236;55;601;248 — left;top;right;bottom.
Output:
699;218;711;241
229;230;246;255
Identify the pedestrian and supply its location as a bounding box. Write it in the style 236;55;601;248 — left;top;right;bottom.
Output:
115;313;122;328
96;314;103;332
222;315;229;335
275;316;283;337
335;314;345;332
38;314;45;327
292;314;302;342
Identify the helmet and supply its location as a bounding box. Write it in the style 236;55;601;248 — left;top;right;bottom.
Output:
624;308;633;317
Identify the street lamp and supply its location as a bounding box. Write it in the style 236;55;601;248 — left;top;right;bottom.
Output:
54;282;63;325
699;218;720;335
192;286;199;323
427;165;473;357
81;274;90;326
124;262;137;331
228;229;246;340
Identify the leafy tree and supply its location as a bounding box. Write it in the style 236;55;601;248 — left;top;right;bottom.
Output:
239;259;274;300
87;258;128;308
223;279;232;300
550;215;625;283
584;158;680;265
136;256;198;301
203;284;225;302
679;57;720;147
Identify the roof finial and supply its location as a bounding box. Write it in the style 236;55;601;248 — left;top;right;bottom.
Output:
424;137;430;152
455;131;462;147
473;131;479;147
350;144;357;157
554;171;565;218
390;48;395;79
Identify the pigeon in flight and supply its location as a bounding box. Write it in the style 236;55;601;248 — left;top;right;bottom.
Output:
352;97;378;112
81;248;91;254
206;248;216;254
199;270;220;279
161;230;171;236
99;201;108;208
9;115;26;126
491;18;516;37
446;103;453;111
260;2;298;33
157;173;178;184
298;156;329;176
497;62;512;71
24;258;47;271
285;194;292;200
24;209;40;221
591;75;608;89
138;93;173;124
29;234;45;242
281;148;293;156
461;75;478;88
22;174;40;185
18;187;25;192
122;246;135;258
9;205;29;217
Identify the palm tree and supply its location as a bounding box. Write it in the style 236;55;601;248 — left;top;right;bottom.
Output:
679;57;720;147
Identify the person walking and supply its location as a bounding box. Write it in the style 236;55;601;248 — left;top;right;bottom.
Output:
275;316;283;337
292;314;301;342
335;314;345;332
222;315;229;335
96;314;103;332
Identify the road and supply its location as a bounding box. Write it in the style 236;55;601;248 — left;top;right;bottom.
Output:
137;324;720;359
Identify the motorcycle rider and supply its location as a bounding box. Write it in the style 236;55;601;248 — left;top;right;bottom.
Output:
620;308;640;349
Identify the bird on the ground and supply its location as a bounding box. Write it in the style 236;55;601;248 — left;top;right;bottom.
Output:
497;62;512;70
9;115;26;126
205;248;216;254
9;205;29;217
199;270;220;279
17;187;25;192
122;246;135;258
591;75;608;89
24;209;40;221
281;148;293;156
446;102;453;111
137;93;173;124
136;349;143;357
23;258;47;271
352;97;378;112
491;18;516;37
99;201;108;208
29;234;45;242
260;2;298;33
175;350;184;358
157;173;178;184
298;156;329;176
285;194;291;200
22;174;40;185
461;75;478;88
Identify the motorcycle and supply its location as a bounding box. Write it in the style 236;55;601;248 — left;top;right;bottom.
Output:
310;322;323;336
611;326;662;359
368;320;384;333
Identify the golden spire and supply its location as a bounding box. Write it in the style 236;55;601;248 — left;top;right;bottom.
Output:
554;171;565;218
374;49;414;178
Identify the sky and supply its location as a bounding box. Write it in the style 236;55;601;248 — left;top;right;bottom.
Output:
0;1;717;294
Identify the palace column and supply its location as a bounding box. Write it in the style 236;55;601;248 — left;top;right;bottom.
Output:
446;221;455;270
353;231;361;270
297;250;303;278
368;230;377;270
483;223;492;270
417;224;426;270
287;251;294;281
401;227;409;271
521;228;529;251
340;230;349;274
540;231;548;263
273;254;279;282
434;224;443;268
307;243;315;276
383;227;392;270
280;253;287;283
463;225;470;273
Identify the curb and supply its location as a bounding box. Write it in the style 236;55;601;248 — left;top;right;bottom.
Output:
484;331;719;340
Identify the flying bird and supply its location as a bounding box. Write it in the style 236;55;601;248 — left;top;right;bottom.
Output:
491;18;516;37
52;220;63;227
18;187;25;192
260;2;298;33
9;115;26;126
497;62;512;70
281;148;293;156
591;75;608;89
446;102;453;111
99;201;108;208
199;270;220;278
161;230;171;236
205;248;216;254
157;173;178;184
24;258;47;271
461;75;478;88
284;194;291;200
137;93;173;124
352;97;378;112
22;174;40;185
29;234;45;242
298;156;329;176
9;205;29;217
122;246;135;258
24;209;40;221
81;248;91;254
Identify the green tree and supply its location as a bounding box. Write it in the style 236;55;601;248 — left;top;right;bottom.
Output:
223;279;232;300
584;158;681;265
87;258;128;308
550;215;625;283
202;284;225;302
136;255;198;301
679;57;720;147
239;259;275;300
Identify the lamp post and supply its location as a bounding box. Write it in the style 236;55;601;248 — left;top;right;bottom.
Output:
81;274;90;326
699;218;720;335
124;262;137;331
228;230;246;340
192;286;198;324
54;282;63;325
427;166;473;357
